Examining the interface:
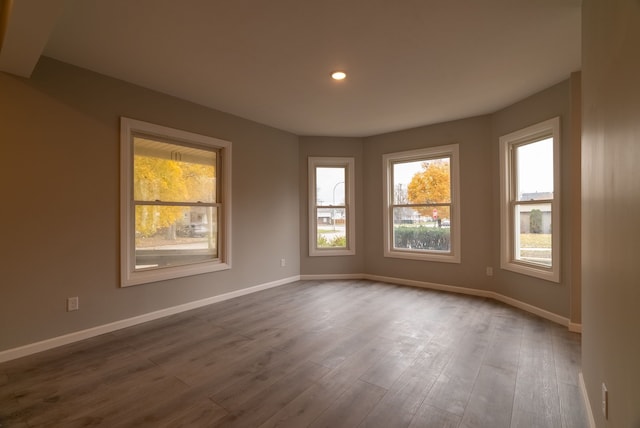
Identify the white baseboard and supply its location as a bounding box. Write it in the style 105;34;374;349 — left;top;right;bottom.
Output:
300;273;366;281
568;322;583;333
363;274;493;298
0;275;301;363
488;290;570;327
304;273;575;330
579;372;597;428
1;273;580;363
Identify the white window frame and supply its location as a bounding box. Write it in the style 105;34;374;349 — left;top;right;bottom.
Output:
382;144;461;263
308;157;356;256
499;117;560;283
120;117;232;287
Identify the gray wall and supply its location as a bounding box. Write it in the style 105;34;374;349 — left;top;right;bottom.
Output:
0;58;300;352
491;79;579;319
362;116;495;291
312;82;576;318
1;56;582;356
582;0;640;426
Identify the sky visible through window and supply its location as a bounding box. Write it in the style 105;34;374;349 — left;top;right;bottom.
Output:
390;138;553;198
315;139;552;208
517;137;554;196
316;167;345;205
394;160;427;189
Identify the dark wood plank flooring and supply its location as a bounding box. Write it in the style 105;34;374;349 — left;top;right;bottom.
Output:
0;280;588;427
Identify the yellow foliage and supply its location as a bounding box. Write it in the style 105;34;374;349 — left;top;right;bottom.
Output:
134;156;215;237
407;161;451;219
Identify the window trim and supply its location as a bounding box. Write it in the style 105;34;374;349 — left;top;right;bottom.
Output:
499;117;560;283
120;117;232;287
308;157;356;256
382;144;461;263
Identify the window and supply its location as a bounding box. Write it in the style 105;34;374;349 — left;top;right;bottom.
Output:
308;157;355;256
383;144;460;263
120;117;231;286
499;117;560;282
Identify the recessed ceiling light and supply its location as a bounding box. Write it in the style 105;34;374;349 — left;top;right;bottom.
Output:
331;71;347;81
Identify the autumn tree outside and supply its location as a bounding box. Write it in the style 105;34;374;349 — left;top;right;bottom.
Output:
406;159;451;221
134;146;216;240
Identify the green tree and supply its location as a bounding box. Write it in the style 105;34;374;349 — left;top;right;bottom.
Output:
530;209;543;234
407;161;451;220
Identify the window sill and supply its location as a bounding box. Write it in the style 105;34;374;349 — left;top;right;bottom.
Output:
122;261;231;287
384;249;460;264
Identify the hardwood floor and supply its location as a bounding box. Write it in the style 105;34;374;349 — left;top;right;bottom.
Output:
0;280;588;427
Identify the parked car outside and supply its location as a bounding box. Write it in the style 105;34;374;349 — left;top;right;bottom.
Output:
182;224;209;237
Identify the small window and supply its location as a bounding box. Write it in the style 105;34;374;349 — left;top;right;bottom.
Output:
120;118;231;286
308;157;355;256
383;144;460;263
499;117;560;282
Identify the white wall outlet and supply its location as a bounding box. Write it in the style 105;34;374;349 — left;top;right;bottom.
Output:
486;266;493;276
601;382;608;419
67;296;79;312
280;258;286;267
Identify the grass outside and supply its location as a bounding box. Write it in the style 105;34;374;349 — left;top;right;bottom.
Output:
320;230;549;246
519;233;551;263
519;233;551;248
318;228;339;234
136;236;208;248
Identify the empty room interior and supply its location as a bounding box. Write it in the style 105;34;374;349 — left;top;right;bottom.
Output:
1;1;638;427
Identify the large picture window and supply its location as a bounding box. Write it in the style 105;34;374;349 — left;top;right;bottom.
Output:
499;117;560;282
120;118;231;286
308;157;355;256
383;144;460;263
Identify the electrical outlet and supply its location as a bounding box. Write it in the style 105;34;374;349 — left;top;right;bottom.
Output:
486;266;493;276
280;258;286;267
602;382;608;419
67;296;79;312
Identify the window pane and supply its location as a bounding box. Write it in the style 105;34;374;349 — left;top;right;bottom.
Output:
392;206;451;251
316;167;345;206
309;157;355;257
135;205;218;270
316;207;346;248
134;137;216;203
514;203;552;266
393;157;451;205
516;137;553;201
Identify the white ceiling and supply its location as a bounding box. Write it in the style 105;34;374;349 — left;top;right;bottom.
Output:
2;0;581;137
